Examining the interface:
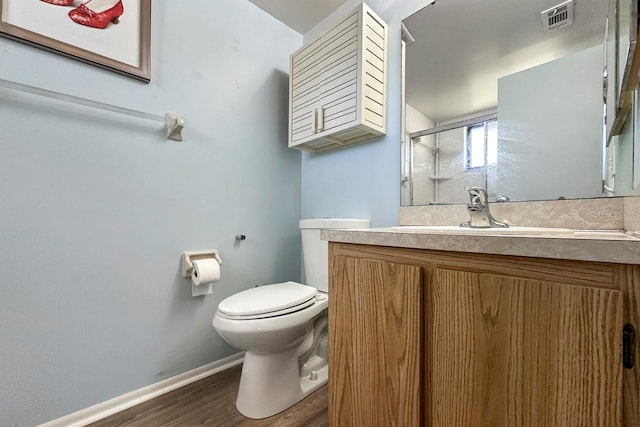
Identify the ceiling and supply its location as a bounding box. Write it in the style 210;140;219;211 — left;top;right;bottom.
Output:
249;0;353;34
249;0;609;124
404;0;609;123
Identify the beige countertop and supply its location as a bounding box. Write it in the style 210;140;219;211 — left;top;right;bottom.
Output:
322;228;640;265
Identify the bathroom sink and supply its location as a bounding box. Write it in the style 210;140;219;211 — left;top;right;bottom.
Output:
390;225;575;235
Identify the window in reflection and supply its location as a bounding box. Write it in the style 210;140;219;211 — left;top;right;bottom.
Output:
466;120;497;169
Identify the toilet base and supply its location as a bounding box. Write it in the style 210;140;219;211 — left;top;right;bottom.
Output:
236;348;328;419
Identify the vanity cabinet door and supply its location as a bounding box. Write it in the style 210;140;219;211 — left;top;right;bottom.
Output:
426;268;623;427
329;255;423;427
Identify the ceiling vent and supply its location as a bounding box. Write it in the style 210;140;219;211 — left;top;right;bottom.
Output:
541;0;574;32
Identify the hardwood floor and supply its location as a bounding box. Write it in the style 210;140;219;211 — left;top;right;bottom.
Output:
88;365;328;427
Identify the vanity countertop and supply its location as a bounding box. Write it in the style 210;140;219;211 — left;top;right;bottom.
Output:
321;228;640;264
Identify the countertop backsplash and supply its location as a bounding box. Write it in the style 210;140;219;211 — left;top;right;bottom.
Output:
400;197;640;231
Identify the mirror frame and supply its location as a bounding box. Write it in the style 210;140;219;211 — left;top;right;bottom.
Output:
617;0;638;108
609;0;639;140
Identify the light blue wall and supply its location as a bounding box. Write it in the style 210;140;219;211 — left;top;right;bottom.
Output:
301;0;429;227
0;2;301;426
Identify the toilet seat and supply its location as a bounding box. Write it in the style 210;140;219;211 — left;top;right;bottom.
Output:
218;281;318;320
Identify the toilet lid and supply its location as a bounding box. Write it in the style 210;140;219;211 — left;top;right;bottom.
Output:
218;281;318;317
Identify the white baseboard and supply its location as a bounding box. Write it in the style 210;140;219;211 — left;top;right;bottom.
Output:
38;352;245;427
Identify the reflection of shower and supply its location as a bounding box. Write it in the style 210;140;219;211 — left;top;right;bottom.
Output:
411;135;443;203
428;133;446;203
409;112;497;205
604;138;615;194
432;135;441;202
409;133;448;204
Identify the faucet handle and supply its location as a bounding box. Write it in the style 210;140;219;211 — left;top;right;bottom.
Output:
465;186;487;194
464;187;488;204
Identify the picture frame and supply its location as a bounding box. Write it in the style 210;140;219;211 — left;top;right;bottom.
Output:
0;0;151;82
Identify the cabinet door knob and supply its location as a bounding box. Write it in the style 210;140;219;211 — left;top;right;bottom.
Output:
312;109;318;134
623;323;636;369
318;107;324;132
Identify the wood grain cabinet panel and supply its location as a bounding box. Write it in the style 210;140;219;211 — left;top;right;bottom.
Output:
427;268;622;426
329;256;422;426
328;243;637;427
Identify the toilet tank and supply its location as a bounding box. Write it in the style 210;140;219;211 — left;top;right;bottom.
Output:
299;218;370;292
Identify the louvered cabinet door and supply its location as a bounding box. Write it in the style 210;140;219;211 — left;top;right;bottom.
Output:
290;37;322;146
329;255;423;427
426;268;623;427
316;11;359;135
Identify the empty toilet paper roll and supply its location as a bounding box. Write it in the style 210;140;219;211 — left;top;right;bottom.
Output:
191;258;221;286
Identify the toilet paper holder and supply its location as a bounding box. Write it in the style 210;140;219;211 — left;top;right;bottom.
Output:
181;249;223;278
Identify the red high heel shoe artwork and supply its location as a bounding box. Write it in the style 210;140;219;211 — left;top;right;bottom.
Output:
40;0;75;5
68;0;124;29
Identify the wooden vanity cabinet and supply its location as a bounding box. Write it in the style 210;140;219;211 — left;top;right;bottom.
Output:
328;243;640;427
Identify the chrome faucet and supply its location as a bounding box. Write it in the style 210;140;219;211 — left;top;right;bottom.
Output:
460;187;509;228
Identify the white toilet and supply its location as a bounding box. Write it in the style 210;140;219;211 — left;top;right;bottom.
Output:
212;218;370;419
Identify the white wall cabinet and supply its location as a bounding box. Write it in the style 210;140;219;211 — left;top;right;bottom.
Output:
289;4;387;153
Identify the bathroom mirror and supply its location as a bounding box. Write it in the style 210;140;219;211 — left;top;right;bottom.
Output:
401;0;637;206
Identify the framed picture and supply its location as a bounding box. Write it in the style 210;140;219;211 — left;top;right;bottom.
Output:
0;0;150;82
